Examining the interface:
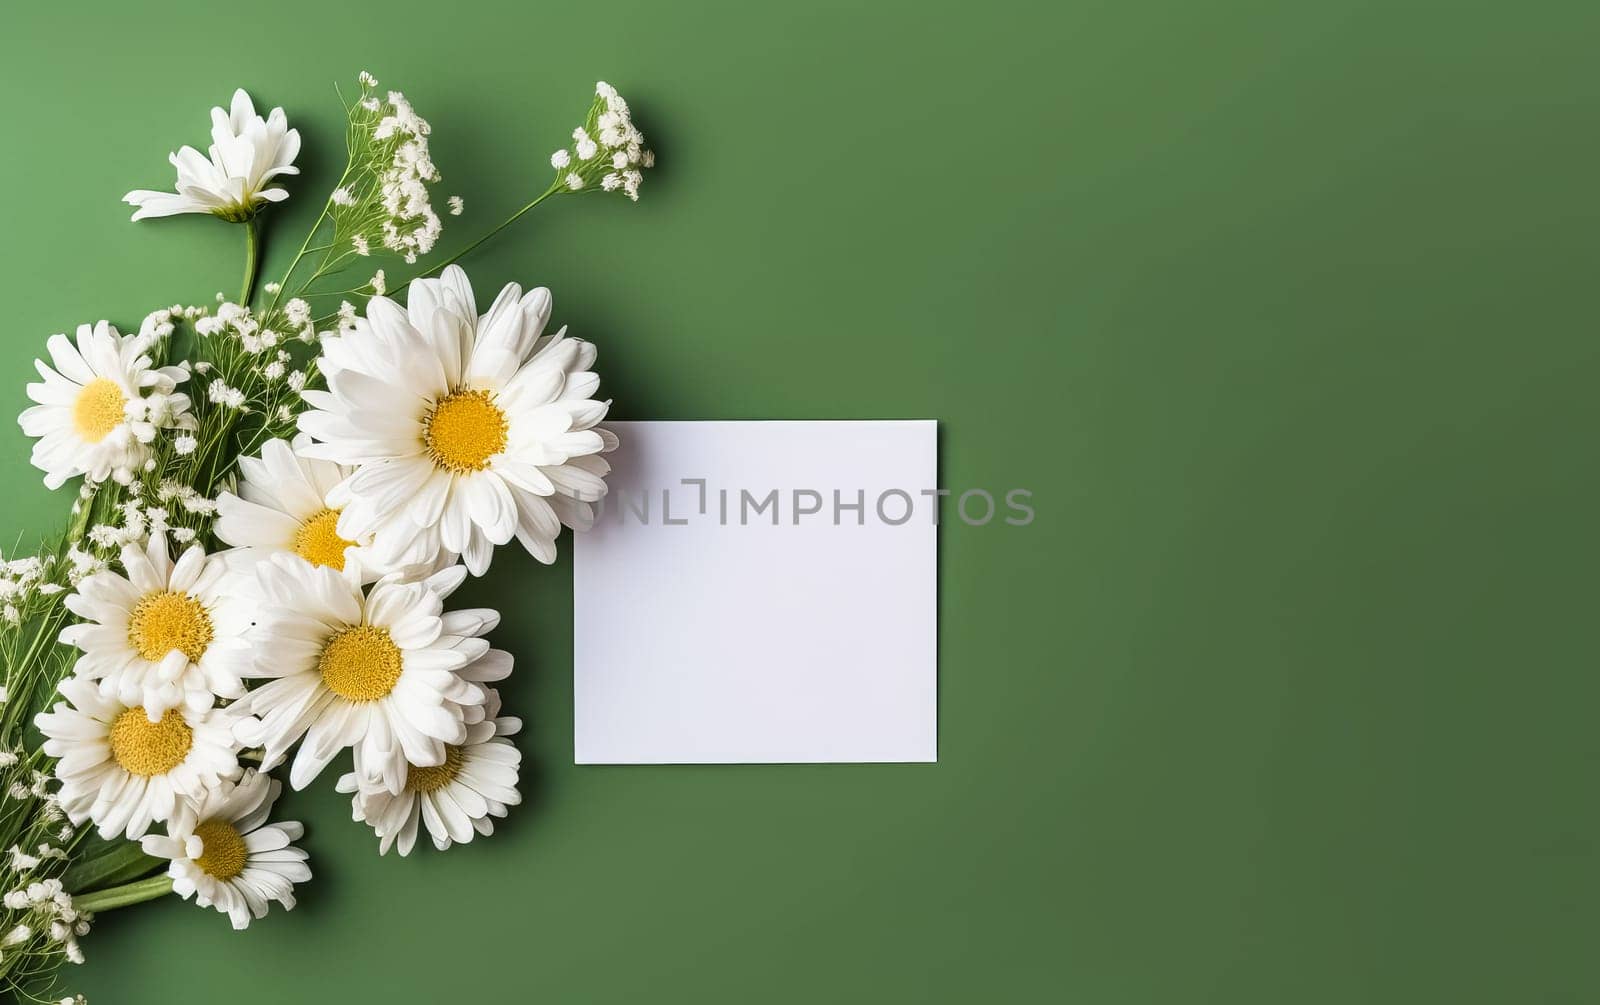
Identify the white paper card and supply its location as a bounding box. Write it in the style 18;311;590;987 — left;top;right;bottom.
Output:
573;420;938;764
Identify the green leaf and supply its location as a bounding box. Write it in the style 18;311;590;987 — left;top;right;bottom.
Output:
61;835;164;894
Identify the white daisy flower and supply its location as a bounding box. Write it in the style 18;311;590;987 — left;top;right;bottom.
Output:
19;321;194;489
59;535;252;719
124;89;301;222
35;677;243;840
233;555;502;792
298;265;617;575
338;688;521;855
215;435;378;577
141;769;310;930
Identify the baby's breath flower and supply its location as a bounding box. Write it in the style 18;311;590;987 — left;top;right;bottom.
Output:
448;195;464;215
549;82;654;202
574;128;598;161
328;75;445;266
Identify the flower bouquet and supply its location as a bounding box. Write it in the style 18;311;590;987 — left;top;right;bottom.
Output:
0;73;653;1002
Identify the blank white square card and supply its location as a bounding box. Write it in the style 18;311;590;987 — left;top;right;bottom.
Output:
573;420;938;764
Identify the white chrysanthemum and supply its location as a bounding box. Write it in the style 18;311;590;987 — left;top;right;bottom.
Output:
215;435;379;577
124;89;301;222
60;536;251;719
337;688;520;855
141;769;310;930
35;677;242;839
19;322;194;489
234;555;502;792
297;266;617;575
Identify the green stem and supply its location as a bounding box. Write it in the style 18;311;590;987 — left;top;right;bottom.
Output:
412;187;558;282
66;484;96;541
265;179;345;320
71;875;174;914
240;218;260;306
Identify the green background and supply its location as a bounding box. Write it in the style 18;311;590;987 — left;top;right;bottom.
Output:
2;1;1595;1001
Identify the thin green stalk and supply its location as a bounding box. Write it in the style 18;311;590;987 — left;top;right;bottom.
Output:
412;187;558;282
240;218;260;306
70;875;173;914
262;192;340;320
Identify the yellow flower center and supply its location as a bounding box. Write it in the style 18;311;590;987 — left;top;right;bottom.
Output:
423;389;507;473
318;625;403;702
192;819;248;880
293;508;355;570
127;591;214;663
72;378;127;443
405;745;466;794
108;707;193;777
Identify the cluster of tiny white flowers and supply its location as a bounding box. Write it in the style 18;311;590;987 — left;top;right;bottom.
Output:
0;754;87;981
0;556;53;625
135;307;177;349
374;89;443;262
61;547;106;586
85;480;218;551
331;74;448;265
283;298;316;342
196;302;281;356
0;553;75;624
208;379;248;411
0;876;90;967
157;479;218;517
191;301;311;399
549;82;654;200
